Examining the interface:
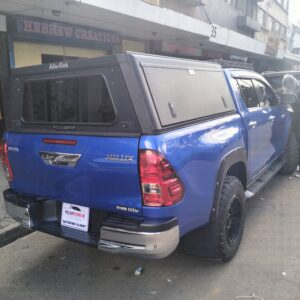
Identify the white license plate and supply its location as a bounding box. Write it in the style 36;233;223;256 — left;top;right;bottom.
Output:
61;203;90;232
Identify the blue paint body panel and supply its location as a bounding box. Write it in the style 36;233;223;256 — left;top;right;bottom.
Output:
224;69;291;180
6;133;143;217
4;68;292;239
140;114;245;235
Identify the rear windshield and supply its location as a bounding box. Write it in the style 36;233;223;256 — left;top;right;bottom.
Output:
22;75;116;124
143;67;235;126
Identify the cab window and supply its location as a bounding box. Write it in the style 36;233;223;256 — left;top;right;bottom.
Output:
252;80;278;107
236;79;261;109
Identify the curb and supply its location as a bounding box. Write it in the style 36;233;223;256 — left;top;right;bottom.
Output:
0;222;31;247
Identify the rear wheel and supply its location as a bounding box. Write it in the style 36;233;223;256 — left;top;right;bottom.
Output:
183;175;246;262
280;132;298;175
216;176;246;262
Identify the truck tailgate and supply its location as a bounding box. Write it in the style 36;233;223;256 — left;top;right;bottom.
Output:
6;132;142;216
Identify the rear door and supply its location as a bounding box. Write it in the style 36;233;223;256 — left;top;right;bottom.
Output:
6;65;143;216
236;78;271;179
252;79;288;160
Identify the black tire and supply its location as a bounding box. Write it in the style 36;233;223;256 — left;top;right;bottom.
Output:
216;176;246;262
182;176;246;262
280;132;299;175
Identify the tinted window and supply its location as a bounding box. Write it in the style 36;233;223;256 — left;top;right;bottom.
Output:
266;74;300;91
253;80;277;107
237;79;260;109
22;75;116;124
143;67;235;126
266;76;283;90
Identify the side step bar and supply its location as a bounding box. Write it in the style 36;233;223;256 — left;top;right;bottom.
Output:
245;159;284;199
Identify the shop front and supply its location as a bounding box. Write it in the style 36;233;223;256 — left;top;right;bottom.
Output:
0;14;8;137
7;16;123;68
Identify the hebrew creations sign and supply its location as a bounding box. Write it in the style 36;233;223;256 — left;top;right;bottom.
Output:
9;16;121;49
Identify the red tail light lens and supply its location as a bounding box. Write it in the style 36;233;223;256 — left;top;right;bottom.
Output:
139;150;184;207
0;141;13;182
43;138;77;145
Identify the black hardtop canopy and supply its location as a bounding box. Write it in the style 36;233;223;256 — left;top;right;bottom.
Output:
8;52;234;136
10;52;222;77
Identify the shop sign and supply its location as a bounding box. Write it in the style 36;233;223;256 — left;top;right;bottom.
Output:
293;65;300;71
9;16;121;48
0;15;6;32
229;55;248;63
265;35;280;57
162;41;202;56
202;50;224;59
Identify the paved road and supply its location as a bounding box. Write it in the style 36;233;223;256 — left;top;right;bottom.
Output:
0;168;12;230
1;175;300;300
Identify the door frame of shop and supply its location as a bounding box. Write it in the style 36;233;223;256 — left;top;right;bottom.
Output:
0;32;10;137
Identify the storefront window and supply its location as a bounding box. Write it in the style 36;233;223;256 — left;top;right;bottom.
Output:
280;26;287;39
275;22;280;34
235;0;246;14
267;16;273;31
224;0;234;6
257;9;265;27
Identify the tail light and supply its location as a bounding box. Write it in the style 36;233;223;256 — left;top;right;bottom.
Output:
43;138;77;145
0;141;13;182
139;150;184;207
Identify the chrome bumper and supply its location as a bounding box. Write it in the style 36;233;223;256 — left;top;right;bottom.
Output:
99;225;180;259
4;193;37;230
4;189;179;259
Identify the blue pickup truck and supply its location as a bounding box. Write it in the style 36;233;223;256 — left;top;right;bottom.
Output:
2;53;298;262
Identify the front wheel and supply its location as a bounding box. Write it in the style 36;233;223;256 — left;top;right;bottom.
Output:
216;176;246;262
280;132;299;175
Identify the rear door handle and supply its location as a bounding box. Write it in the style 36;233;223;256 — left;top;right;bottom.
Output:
269;115;275;122
248;121;257;128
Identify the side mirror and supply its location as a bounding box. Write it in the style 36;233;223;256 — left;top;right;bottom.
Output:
281;92;297;105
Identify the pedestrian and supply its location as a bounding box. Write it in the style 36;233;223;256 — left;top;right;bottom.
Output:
282;74;300;176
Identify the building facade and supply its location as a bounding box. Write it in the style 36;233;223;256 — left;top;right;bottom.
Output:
158;0;292;70
0;14;8;135
160;0;261;38
6;15;148;68
256;0;289;60
0;0;299;134
0;0;299;73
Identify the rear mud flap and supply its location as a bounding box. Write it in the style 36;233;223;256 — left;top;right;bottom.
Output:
183;222;219;259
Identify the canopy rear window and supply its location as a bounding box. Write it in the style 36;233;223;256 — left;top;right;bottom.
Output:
143;67;235;126
22;75;116;124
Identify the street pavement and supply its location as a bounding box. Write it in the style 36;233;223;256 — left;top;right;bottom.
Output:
0;174;300;300
0;168;12;230
0;166;29;247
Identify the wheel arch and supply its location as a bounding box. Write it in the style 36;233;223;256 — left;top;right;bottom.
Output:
226;162;247;189
210;148;248;223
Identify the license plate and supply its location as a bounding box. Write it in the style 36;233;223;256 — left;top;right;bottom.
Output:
61;203;90;232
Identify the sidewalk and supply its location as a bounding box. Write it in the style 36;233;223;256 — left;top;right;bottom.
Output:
0;166;30;247
0;169;12;228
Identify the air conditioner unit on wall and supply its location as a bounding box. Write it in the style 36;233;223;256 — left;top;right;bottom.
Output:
142;0;160;6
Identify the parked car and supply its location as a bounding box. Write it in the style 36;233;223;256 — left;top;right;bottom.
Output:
263;70;300;93
2;53;298;262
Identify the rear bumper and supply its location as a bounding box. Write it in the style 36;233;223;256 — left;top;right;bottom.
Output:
99;225;179;259
4;189;179;259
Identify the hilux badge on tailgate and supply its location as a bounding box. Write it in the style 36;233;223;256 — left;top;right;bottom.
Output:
40;152;81;167
106;154;134;162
